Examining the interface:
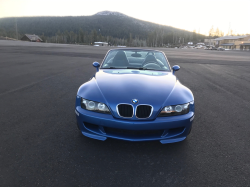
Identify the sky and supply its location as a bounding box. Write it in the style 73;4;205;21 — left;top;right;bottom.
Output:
0;0;249;36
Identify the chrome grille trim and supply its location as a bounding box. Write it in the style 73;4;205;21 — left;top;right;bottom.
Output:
116;103;134;118
135;104;154;119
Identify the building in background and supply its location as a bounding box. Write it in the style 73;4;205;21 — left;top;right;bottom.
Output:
214;35;250;50
204;39;216;46
21;34;43;42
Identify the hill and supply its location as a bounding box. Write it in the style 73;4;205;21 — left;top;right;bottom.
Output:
0;11;205;46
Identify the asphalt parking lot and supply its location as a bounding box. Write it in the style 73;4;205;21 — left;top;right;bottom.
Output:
1;40;250;186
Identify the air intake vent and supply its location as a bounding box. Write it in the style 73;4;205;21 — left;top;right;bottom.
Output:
136;105;152;118
104;127;164;137
117;104;133;118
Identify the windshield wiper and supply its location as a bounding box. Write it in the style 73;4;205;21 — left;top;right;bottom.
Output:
127;67;155;70
103;67;166;71
126;67;166;71
102;67;125;69
126;67;141;69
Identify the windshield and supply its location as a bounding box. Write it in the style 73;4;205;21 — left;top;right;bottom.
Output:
101;49;170;71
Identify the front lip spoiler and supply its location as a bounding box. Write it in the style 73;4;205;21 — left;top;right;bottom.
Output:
82;131;107;141
160;137;186;144
82;130;186;144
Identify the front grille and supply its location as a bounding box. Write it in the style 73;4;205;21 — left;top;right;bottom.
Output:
104;127;163;137
117;104;133;118
136;105;152;118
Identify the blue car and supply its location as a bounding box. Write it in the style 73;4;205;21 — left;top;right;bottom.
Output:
75;49;194;144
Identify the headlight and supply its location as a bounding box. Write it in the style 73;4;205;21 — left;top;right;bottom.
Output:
158;103;190;117
81;98;111;114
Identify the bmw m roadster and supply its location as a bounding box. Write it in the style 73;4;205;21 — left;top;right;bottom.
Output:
75;49;195;144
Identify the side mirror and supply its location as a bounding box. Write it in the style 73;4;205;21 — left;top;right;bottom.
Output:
172;65;180;74
93;62;100;72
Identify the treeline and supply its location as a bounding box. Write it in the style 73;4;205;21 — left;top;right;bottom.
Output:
208;25;250;38
0;27;204;47
208;26;224;37
39;30;203;47
0;15;205;47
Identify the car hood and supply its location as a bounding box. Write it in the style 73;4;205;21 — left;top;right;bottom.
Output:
96;69;175;105
78;69;193;120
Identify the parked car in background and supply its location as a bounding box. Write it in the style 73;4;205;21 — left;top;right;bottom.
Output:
217;47;225;51
210;47;217;50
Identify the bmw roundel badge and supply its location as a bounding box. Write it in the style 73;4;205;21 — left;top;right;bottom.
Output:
132;99;138;104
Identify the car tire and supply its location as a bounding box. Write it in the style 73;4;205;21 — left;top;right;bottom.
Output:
187;126;192;135
76;120;80;130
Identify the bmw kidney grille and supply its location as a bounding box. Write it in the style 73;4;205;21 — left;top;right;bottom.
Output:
117;104;153;118
136;105;152;118
117;104;133;118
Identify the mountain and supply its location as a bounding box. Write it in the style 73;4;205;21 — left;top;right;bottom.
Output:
0;11;205;46
94;11;128;17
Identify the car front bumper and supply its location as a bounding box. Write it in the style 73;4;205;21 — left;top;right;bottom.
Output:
75;106;194;144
